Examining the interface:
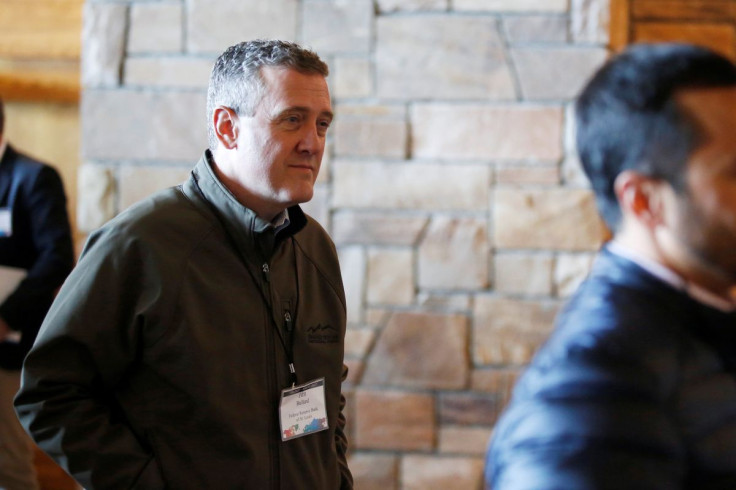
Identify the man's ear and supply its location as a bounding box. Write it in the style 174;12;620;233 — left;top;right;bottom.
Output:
213;106;239;149
614;170;666;228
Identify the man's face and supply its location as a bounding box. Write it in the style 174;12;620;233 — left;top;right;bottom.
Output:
230;66;332;218
666;86;736;286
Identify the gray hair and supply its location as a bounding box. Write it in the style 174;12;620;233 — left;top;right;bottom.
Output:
206;39;329;151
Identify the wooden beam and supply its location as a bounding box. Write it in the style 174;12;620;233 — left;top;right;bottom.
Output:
0;66;80;103
633;1;733;22
610;0;631;52
634;22;736;59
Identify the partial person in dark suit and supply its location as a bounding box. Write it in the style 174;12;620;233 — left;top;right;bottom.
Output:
0;97;74;490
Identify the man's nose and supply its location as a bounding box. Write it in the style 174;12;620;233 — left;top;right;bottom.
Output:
297;124;323;154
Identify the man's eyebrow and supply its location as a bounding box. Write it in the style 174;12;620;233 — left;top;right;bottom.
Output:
277;107;334;120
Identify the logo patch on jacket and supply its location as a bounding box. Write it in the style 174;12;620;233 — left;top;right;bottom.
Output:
306;324;339;344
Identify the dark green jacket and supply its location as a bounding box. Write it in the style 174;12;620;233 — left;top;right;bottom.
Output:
15;152;352;490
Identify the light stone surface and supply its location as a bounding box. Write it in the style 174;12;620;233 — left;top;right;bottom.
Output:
418;217;490;290
571;0;610;43
187;0;298;53
555;252;596;297
300;184;329;226
355;390;435;450
494;252;554;295
118;165;191;211
377;0;447;12
493;188;606;250
496;162;560;185
338;246;366;325
332;211;428;246
512;47;609;100
474;295;559;364
77;164;115;232
333;161;491;211
563;102;589;186
454;0;568;12
366;248;414;305
81;3;127;87
503;14;568;43
333;57;373;98
412;104;564;161
333;117;407;158
344;328;376;359
401;455;484;490
82;90;206;161
347;453;398;490
438;426;493;455
127;2;183;54
123;57;212;89
302;0;373;55
362;312;469;389
376;16;515;100
417;293;472;312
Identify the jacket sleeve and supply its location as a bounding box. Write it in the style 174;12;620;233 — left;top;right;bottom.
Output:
485;345;685;490
14;228;166;490
337;363;353;490
0;164;74;330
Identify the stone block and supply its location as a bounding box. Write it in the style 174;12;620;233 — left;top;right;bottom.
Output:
377;0;448;12
418;217;490;290
347;453;398;490
302;0;373;55
332;161;491;211
454;0;568;12
401;455;484;490
362;312;469;389
555;252;596;297
127;2;183;54
365;308;391;327
366;248;414;305
332;211;428;246
494;252;554;296
344;359;364;386
493;188;606;251
82;3;126;87
473;295;559;364
82;90;207;161
355;390;435;450
376;16;515;100
300;184;329;227
333;57;372;98
333;118;407;158
496;162;560;185
503;14;568;43
417;293;472;312
118;165;191;211
345;327;376;359
563;102;590;186
123;57;212;89
571;0;610;44
438;392;498;425
338;246;366;325
77;164;116;233
438;426;493;455
412;104;563;161
187;0;298;54
512;47;608;100
471;368;521;407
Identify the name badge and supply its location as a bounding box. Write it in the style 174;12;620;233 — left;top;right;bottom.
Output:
279;378;328;441
0;208;11;237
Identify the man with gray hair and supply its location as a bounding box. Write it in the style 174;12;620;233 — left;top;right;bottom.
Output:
15;40;353;489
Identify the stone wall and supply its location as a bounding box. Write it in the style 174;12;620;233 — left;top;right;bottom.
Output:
80;1;610;488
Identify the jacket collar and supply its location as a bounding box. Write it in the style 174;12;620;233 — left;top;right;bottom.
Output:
183;150;307;263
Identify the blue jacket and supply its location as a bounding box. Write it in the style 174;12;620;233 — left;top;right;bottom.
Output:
0;145;74;370
486;246;736;489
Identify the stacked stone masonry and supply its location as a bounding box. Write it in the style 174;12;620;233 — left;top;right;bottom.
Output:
80;0;611;487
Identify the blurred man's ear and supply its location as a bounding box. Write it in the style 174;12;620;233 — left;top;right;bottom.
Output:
614;170;668;230
213;106;239;150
